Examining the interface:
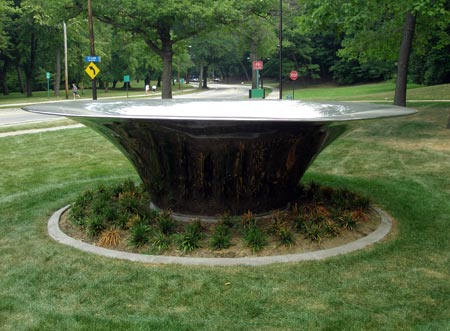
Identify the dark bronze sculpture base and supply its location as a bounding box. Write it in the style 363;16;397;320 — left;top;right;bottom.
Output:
83;118;346;216
23;99;416;217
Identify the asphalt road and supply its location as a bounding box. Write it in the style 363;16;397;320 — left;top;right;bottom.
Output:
0;107;65;127
0;84;278;127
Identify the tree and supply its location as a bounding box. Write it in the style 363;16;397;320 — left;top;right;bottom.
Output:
298;0;450;106
90;0;241;98
394;12;416;107
0;0;14;94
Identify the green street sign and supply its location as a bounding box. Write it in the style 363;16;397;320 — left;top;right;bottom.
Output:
46;72;50;79
124;75;130;83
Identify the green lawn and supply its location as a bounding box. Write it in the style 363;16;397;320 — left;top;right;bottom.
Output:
287;81;450;101
0;80;195;108
1;85;450;330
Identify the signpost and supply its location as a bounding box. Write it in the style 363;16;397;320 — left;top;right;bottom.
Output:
253;61;264;89
290;70;298;80
290;70;298;99
46;72;50;98
85;62;100;80
252;61;263;71
124;75;130;97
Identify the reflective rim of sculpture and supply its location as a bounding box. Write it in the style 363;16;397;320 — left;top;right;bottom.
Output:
24;99;416;218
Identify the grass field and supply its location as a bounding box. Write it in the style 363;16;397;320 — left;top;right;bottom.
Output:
1;83;450;330
0;80;195;108
286;81;450;102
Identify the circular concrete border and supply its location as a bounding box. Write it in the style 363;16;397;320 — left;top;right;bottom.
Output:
48;205;392;266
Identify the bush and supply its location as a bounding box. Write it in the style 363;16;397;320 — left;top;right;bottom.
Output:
129;223;151;247
176;220;204;253
278;226;296;247
243;224;267;252
156;211;177;235
85;214;106;237
97;228;122;248
151;231;172;252
209;224;232;250
68;180;373;255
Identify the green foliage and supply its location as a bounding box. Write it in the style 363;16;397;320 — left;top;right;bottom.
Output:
217;212;239;228
331;59;394;85
150;231;172;252
278;226;296;247
129;223;150;247
209;224;232;250
85;214;106;237
241;210;257;230
176;220;204;253
243;224;267;252
303;222;324;243
155;211;177;235
68;179;151;234
336;212;359;231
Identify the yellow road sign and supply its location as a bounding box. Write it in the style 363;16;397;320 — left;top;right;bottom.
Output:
85;62;100;79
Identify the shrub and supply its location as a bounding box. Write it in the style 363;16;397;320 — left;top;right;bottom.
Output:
129;223;150;247
217;212;237;228
241;210;256;230
156;210;177;235
323;220;340;237
85;215;106;237
118;191;142;214
176;220;204;253
69;189;94;226
268;210;287;235
278;226;296;247
337;211;359;230
151;231;172;252
209;224;232;250
243;224;267;252
97;228;122;248
304;222;323;243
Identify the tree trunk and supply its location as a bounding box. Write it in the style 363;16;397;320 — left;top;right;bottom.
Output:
202;65;208;89
161;47;173;99
251;44;258;89
24;30;38;97
199;65;204;88
158;25;173;99
394;12;416;107
16;64;25;94
1;60;9;95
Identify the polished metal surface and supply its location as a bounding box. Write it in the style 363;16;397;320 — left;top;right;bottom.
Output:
23;99;416;121
24;99;416;216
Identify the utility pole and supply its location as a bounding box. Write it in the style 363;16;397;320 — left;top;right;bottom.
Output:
279;0;283;99
88;0;97;100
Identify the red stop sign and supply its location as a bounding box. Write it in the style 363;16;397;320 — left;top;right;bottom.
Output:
253;61;264;70
290;70;298;80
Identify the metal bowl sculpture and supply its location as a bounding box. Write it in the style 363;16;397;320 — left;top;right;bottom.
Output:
24;99;415;217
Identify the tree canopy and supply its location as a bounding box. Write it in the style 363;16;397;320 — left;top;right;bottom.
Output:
0;0;449;102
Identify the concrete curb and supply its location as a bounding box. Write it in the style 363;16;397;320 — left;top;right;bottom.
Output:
48;205;392;266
